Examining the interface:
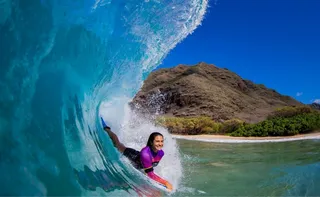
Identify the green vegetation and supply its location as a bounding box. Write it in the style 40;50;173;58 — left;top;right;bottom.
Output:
156;116;221;135
155;106;320;137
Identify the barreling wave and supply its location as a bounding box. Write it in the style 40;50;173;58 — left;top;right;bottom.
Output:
0;0;208;196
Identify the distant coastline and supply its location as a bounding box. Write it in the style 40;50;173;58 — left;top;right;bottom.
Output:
131;63;320;137
172;130;320;143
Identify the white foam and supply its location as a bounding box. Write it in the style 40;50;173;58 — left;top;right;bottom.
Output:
100;101;183;192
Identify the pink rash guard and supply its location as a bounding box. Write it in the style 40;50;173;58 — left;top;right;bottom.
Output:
139;146;168;186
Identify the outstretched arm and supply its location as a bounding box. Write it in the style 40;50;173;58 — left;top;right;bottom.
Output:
101;117;126;153
144;168;171;187
140;150;173;191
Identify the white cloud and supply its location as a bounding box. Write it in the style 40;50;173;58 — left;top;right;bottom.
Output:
296;92;303;97
313;99;320;104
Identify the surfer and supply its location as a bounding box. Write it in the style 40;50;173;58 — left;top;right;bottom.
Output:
101;117;173;192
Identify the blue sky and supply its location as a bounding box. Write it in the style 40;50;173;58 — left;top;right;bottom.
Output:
158;0;320;104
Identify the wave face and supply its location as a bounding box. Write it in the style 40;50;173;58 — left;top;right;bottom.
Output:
0;0;207;195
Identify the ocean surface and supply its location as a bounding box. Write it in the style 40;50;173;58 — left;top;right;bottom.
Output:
1;0;320;196
174;139;320;196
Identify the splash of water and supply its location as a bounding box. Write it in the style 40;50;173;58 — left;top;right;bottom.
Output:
0;0;207;196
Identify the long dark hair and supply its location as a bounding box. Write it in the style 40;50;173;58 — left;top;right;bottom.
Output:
146;132;163;147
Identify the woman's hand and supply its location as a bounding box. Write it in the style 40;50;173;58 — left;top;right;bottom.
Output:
165;182;173;191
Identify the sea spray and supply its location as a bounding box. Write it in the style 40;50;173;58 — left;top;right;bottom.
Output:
0;0;208;195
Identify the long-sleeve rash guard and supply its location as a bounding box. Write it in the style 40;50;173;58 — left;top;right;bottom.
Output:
139;146;168;186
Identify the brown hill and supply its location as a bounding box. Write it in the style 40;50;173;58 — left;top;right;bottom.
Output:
130;62;303;123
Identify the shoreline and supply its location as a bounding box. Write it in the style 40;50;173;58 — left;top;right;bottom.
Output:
172;131;320;143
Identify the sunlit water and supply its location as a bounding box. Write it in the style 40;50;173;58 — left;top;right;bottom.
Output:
173;139;320;196
0;0;207;195
3;0;319;196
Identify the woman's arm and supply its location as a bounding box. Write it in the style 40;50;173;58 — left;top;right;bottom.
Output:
144;167;169;186
101;117;126;153
140;149;172;190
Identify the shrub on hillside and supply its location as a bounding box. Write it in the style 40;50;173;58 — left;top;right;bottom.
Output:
155;108;320;137
219;119;245;134
267;106;313;119
230;112;320;137
155;116;220;135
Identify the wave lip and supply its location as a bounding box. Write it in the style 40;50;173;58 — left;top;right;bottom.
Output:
172;133;320;143
1;0;209;195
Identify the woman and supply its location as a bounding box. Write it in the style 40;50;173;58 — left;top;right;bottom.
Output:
101;118;173;191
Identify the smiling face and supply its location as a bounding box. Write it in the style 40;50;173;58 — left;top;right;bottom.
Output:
151;135;164;152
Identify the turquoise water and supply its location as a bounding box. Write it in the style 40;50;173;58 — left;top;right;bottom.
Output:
2;0;319;196
0;0;207;196
174;139;320;196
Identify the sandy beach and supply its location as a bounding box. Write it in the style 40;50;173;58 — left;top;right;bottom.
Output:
172;131;320;143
